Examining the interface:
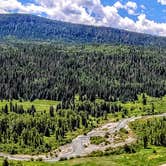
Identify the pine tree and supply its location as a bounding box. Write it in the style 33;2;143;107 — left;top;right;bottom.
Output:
2;158;9;166
49;106;54;117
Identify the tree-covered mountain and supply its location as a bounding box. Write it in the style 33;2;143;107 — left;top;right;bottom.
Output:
0;14;166;46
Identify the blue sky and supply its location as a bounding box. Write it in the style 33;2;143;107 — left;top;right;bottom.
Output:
107;0;166;22
0;0;166;36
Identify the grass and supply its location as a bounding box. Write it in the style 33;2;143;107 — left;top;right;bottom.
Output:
105;94;166;123
1;146;166;166
75;147;166;166
146;95;166;113
90;136;107;145
113;128;129;143
0;93;165;116
0;99;60;112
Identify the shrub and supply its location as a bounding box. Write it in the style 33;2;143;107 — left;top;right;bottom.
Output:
59;157;68;161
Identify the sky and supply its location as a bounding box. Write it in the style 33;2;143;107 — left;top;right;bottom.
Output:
0;0;166;36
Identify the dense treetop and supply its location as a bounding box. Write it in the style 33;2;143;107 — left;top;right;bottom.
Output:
0;42;165;102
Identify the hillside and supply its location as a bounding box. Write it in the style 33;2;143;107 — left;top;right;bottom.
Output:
0;14;166;46
0;43;165;102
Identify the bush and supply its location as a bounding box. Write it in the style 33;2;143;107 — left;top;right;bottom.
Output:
59;157;68;161
36;157;43;161
90;136;106;145
89;150;104;157
104;132;110;138
2;158;9;166
153;149;157;153
120;128;128;134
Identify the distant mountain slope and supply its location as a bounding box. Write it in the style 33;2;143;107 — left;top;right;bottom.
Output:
0;14;166;46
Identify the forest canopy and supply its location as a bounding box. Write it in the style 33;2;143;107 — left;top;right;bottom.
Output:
0;42;165;102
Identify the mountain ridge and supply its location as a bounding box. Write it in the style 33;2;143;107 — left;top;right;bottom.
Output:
0;13;166;46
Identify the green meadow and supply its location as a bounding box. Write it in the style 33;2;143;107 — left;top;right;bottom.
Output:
0;94;166;116
0;99;60;112
1;146;166;166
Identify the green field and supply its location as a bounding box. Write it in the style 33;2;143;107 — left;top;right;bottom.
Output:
0;99;60;112
0;94;166;116
1;146;166;166
105;94;166;122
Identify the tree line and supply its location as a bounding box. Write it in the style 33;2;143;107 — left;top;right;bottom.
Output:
131;117;166;148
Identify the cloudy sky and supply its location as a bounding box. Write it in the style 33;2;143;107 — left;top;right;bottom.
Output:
0;0;166;36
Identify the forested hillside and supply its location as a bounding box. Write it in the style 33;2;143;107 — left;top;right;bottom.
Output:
0;14;166;46
0;43;165;102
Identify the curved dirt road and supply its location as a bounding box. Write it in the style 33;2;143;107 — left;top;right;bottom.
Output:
0;113;166;162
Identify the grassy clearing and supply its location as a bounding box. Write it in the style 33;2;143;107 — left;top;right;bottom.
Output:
71;146;166;166
1;146;166;166
0;93;165;115
105;94;166;123
0;99;60;112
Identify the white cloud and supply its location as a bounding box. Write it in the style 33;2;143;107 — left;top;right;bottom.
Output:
136;14;166;36
124;1;138;15
114;1;123;9
0;0;23;11
157;0;166;5
0;0;166;36
140;4;146;10
113;1;138;15
125;1;137;10
0;0;46;14
0;9;7;14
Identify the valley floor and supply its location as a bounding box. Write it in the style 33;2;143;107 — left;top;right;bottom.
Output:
0;113;166;164
0;95;166;165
